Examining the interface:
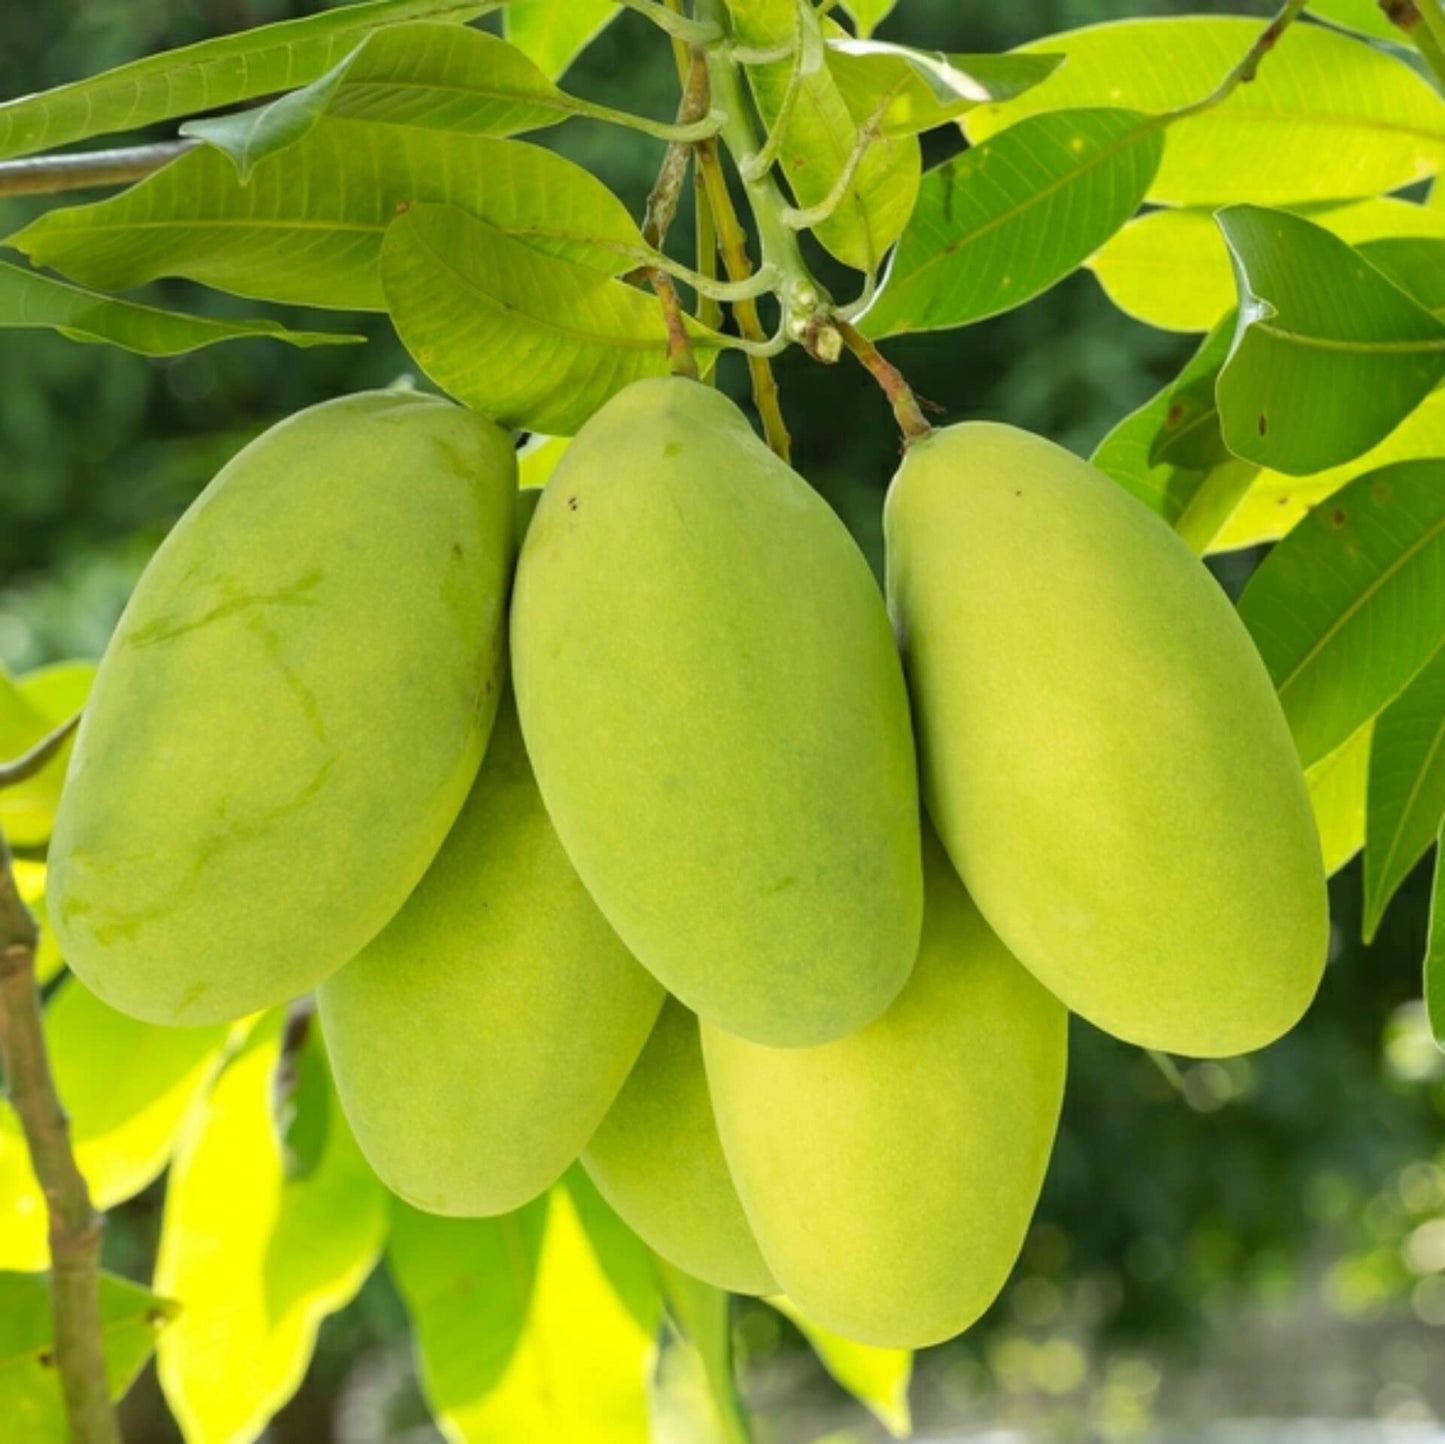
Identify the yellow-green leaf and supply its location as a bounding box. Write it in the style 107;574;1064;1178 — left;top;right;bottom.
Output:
505;0;617;80
1306;721;1373;877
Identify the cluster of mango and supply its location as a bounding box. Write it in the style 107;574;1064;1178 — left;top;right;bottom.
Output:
48;377;1328;1349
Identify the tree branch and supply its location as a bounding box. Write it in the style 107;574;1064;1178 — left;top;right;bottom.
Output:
834;319;932;447
0;141;195;198
0;833;118;1444
1167;0;1310;122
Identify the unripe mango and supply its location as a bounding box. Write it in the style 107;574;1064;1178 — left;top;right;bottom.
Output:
319;694;664;1216
49;392;517;1026
885;422;1329;1058
511;377;922;1047
703;830;1066;1348
583;998;776;1296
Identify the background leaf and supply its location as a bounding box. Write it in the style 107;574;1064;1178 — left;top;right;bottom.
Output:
382;203;722;435
0;0;486;161
504;0;618;80
965;16;1445;205
156;1015;387;1444
862;107;1161;337
9;121;646;312
1307;722;1373;877
653;1263;751;1444
1364;645;1445;940
1216;205;1445;475
1427;828;1445;1051
0;1271;177;1442
1237;458;1445;769
843;0;901;39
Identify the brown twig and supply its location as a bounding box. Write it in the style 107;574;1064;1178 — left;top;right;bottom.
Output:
0;833;119;1444
0;714;80;790
834;319;932;447
0;140;195;197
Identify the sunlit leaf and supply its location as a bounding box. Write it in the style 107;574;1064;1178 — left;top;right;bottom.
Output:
842;0;900;38
156;1014;387;1444
1216;205;1445;475
0;670;61;849
863;108;1161;337
770;1296;912;1439
13;862;60;987
518;434;571;489
1306;722;1372;877
0;1118;47;1273
505;0;618;80
0;1271;178;1440
394;1185;655;1443
1090;197;1445;333
1427;827;1445;1050
382;203;723;436
9;120;647;312
566;1166;662;1336
0;0;487;161
1364;646;1445;940
1237;458;1445;769
653;1263;751;1444
965;16;1445;205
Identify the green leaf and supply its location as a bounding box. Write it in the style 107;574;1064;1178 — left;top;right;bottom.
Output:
183;24;598;181
842;0;900;39
770;1296;912;1439
14;861;61;988
565;1167;662;1336
9;120;647;312
1427;827;1445;1050
518;434;572;489
827;42;1063;138
0;1271;178;1440
1216;205;1445;475
0;672;63;849
1237;458;1445;769
1360;236;1445;316
1364;645;1445;940
381;203;723;436
394;1185;655;1443
0;1115;48;1272
1307;721;1373;877
653;1264;752;1444
0;0;488;162
156;1014;387;1443
1308;0;1415;48
1090;197;1445;334
0;261;357;355
861;108;1162;338
505;0;618;81
965;16;1445;206
732;0;921;273
1217;387;1445;552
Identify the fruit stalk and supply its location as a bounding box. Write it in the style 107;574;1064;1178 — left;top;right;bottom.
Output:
834;318;932;446
0;831;120;1444
0;140;196;198
1383;1;1445;89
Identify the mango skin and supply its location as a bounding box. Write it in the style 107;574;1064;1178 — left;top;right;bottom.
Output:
583;998;776;1296
511;377;922;1047
885;422;1329;1058
703;830;1066;1348
49;391;517;1026
319;694;664;1216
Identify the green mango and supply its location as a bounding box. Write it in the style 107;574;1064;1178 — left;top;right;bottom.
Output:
319;694;664;1216
886;422;1329;1058
510;377;922;1047
703;830;1066;1348
583;998;776;1296
49;391;517;1026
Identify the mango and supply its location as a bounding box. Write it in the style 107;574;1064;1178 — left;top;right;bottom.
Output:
583;998;776;1296
49;391;517;1025
703;829;1066;1348
885;422;1329;1057
510;377;922;1047
319;693;663;1216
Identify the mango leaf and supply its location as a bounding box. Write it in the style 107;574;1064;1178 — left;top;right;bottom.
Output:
156;1014;387;1444
1364;645;1445;940
1217;388;1445;552
842;0;900;38
0;1116;47;1272
0;1271;178;1440
862;108;1161;337
731;0;920;273
0;0;487;161
1427;828;1445;1050
9;120;648;313
827;42;1063;138
382;203;723;436
518;434;571;489
183;25;615;182
14;861;61;987
565;1166;662;1336
1308;0;1416;47
653;1263;751;1444
0;261;357;355
505;0;618;81
1216;205;1445;475
1307;722;1373;877
1091;197;1445;333
770;1296;912;1439
393;1185;655;1443
1362;236;1445;316
0;670;62;849
1237;458;1445;769
964;16;1445;206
